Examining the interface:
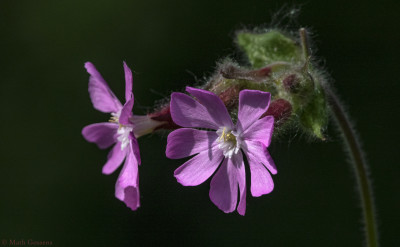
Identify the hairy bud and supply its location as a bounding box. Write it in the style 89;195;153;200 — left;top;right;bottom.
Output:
149;28;328;140
235;29;328;139
218;84;241;111
262;99;292;127
283;74;300;93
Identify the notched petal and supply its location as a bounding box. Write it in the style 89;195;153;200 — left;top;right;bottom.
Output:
186;87;234;129
209;153;246;215
85;62;122;113
115;151;140;210
237;90;271;132
170;92;227;130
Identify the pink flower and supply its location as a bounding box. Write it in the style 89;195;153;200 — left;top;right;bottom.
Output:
82;62;141;210
166;87;276;215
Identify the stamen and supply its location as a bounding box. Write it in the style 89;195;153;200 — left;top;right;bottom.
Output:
219;127;227;141
219;127;236;143
109;116;119;123
217;126;241;158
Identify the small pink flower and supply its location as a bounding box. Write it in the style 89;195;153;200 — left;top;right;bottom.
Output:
82;62;141;210
166;87;276;215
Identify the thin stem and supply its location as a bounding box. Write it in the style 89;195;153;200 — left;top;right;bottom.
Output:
324;86;379;247
299;27;378;246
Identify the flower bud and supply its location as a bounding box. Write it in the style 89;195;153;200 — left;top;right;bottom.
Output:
261;99;292;127
220;64;271;81
282;74;300;93
218;84;240;111
236;29;329;140
150;105;180;130
220;62;292;82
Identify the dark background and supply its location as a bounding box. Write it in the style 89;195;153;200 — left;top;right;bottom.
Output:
1;0;399;246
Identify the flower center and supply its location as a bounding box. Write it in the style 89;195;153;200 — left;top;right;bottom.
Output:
117;125;133;150
217;127;241;158
109;112;133;151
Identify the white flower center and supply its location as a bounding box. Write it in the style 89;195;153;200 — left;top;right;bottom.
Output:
216;127;241;158
117;125;133;150
110;112;133;151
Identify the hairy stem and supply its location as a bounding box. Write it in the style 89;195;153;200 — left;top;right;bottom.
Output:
299;28;310;60
324;86;379;247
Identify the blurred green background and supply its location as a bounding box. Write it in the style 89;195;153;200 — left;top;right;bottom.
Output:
1;0;399;246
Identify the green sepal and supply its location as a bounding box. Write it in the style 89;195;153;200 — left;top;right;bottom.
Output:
298;85;328;139
237;30;302;68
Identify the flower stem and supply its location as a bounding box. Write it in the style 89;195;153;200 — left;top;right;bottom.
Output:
324;86;379;247
299;28;310;60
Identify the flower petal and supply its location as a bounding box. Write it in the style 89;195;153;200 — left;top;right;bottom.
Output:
82;122;118;149
102;142;127;175
85;62;122;113
166;128;219;159
244;147;274;197
129;132;141;165
174;146;223;186
209;153;246;215
170;92;221;130
186;87;234;129
237;90;271;132
115;150;140;210
242;116;274;147
235;154;247;216
118;181;140;211
123;61;133;102
119;98;134;125
243;140;277;174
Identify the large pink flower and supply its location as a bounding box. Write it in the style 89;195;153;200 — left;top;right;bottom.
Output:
166;87;276;215
82;62;141;210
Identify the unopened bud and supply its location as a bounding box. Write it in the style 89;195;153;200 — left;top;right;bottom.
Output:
283;74;300;93
261;99;292;127
150;105;180;130
220;65;241;79
218;85;241;111
220;64;271;82
220;62;290;82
